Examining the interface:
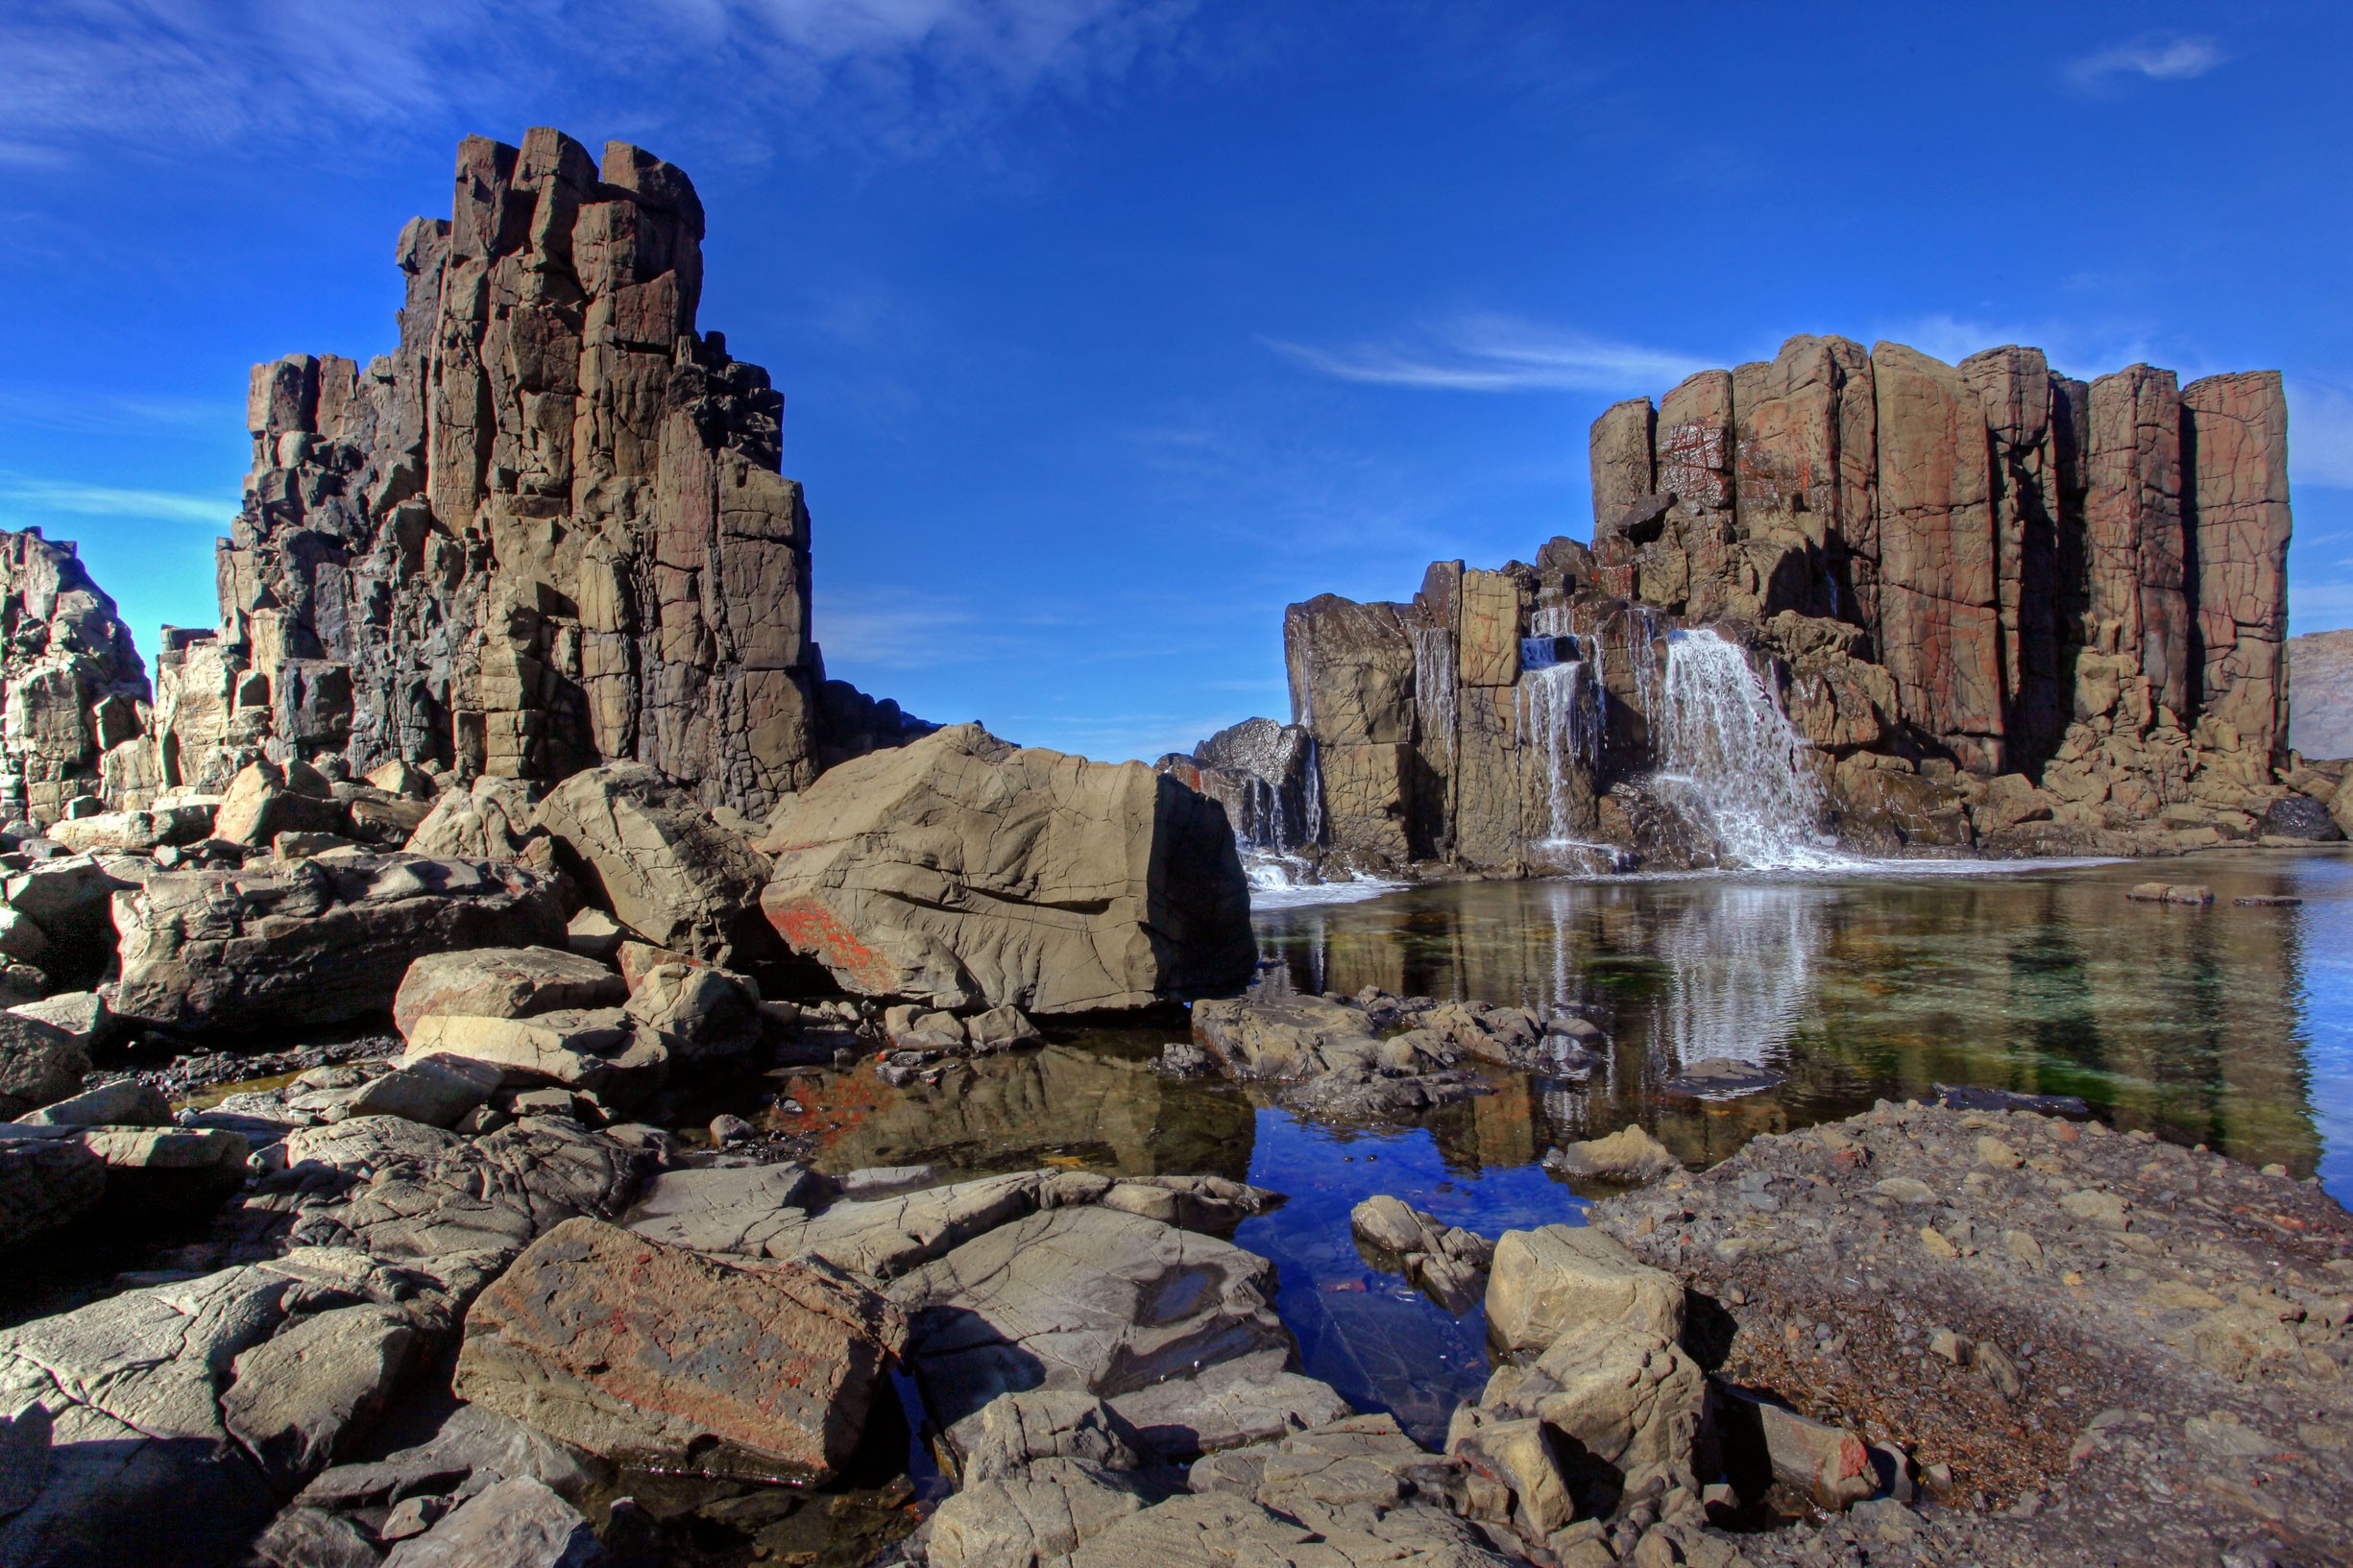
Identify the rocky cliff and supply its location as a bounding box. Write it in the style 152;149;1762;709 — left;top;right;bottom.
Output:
2289;629;2353;760
1219;337;2317;871
148;129;901;818
0;529;154;825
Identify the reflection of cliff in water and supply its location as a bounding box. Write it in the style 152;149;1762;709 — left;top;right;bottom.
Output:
1251;855;2334;1180
795;1043;1255;1183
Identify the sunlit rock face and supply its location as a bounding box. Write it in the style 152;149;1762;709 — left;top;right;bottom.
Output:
1252;336;2295;874
0;529;154;825
151;129;839;817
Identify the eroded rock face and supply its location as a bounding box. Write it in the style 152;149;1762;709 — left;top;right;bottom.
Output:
152;130;832;818
536;761;773;964
0;529;154;827
112;854;565;1034
1255;336;2294;874
760;724;1253;1013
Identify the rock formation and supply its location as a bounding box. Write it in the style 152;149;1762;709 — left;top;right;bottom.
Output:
147;129;906;819
0;530;154;825
2289;628;2353;760
1233;337;2307;871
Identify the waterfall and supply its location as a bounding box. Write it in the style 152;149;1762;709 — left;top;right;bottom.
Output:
1516;658;1605;845
1412;624;1457;772
1654;628;1849;869
1301;736;1323;846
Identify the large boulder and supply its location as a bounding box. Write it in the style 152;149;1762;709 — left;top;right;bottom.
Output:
535;763;774;966
404;776;549;863
1484;1223;1685;1357
759;724;1254;1013
0;1012;86;1121
0;1132;106;1250
391;946;627;1036
454;1216;907;1479
111;854;565;1034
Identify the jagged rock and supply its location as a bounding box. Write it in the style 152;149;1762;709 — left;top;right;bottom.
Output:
1460;1325;1705;1495
214;759;345;847
622;961;760;1065
0;529;153;827
1157;717;1322;854
760;724;1253;1013
404;776;548;863
111;854;565;1033
453;1216;906;1478
43;804;212;855
391;945;625;1036
0;1012;85;1121
6;854;134;990
1349;1196;1495;1313
0;1135;105;1250
536;762;774;965
1484;1224;1685;1356
378;1475;607;1568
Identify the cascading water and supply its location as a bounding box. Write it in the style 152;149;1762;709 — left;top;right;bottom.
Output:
1412;624;1458;774
1654;628;1851;869
1516;657;1606;846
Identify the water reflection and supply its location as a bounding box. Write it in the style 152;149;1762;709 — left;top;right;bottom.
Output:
1255;850;2348;1194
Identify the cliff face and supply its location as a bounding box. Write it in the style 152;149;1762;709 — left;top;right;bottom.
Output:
152;130;836;817
1272;336;2302;869
0;530;153;824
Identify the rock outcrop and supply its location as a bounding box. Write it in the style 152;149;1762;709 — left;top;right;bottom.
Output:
0;529;154;824
2290;628;2353;760
760;724;1254;1013
147;128;893;820
1237;337;2299;873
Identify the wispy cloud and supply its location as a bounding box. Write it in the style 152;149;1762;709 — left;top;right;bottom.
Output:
2067;33;2225;91
1269;314;1710;394
0;388;240;437
0;474;234;526
2;0;1195;164
1874;311;2165;382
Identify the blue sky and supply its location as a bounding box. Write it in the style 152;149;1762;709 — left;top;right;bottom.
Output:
3;1;2348;762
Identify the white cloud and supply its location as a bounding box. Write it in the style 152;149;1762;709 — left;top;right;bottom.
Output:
0;475;234;526
0;0;1192;163
1270;314;1710;394
2067;34;2225;90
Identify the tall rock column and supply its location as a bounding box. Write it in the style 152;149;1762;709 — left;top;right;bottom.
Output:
2084;365;2191;724
172;128;822;818
1284;595;1417;862
1655;372;1738;621
1869;343;2005;772
1731;335;1875;629
2184;372;2292;765
1960;346;2069;771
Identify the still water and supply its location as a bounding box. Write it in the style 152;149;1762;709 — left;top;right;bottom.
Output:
784;847;2352;1442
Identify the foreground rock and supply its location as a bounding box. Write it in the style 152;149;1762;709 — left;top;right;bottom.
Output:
112;854;565;1033
536;762;776;966
1350;1195;1496;1312
761;724;1254;1013
455;1215;906;1479
1594;1103;2353;1567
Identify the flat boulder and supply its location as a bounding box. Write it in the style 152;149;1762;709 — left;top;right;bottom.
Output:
1484;1223;1685;1357
342;1053;504;1128
759;724;1253;1013
112;854;565;1033
399;1011;663;1103
14;1077;168;1128
392;946;626;1036
454;1216;907;1479
536;762;774;966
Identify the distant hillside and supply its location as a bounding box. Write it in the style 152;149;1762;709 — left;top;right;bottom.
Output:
2291;630;2353;760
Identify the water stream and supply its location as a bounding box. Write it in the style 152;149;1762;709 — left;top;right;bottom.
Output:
1654;628;1850;869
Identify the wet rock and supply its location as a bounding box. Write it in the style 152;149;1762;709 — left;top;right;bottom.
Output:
378;1474;607;1568
1485;1224;1685;1356
1545;1123;1682;1184
113;855;565;1034
2259;792;2341;841
454;1216;907;1478
1349;1195;1495;1313
392;946;626;1037
0;1135;105;1250
966;1002;1043;1052
1153;1042;1215;1078
537;762;775;967
760;724;1253;1013
1661;1056;1785;1097
12;1077;168;1129
1931;1082;2091;1118
889;1203;1294;1434
0;1012;85;1121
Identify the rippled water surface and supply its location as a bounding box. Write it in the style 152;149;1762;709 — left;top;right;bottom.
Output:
770;847;2353;1440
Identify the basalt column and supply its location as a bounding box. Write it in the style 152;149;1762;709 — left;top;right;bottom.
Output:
2184;373;2292;769
167;128;823;818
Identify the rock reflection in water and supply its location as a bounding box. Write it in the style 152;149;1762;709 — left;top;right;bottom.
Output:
1254;850;2347;1188
791;1040;1255;1183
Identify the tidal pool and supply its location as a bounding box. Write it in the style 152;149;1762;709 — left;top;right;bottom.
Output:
772;846;2351;1444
